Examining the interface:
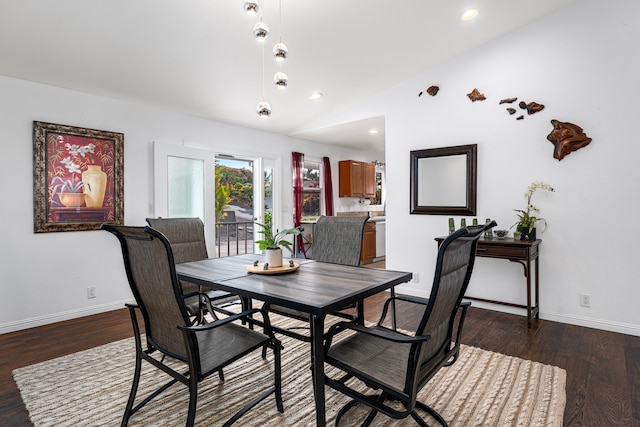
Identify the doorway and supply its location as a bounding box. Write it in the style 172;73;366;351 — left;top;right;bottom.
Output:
154;143;277;257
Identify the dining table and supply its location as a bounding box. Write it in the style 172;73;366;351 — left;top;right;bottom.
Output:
175;253;412;427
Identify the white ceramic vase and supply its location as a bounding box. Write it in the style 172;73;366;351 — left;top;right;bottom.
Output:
82;165;107;208
265;248;283;267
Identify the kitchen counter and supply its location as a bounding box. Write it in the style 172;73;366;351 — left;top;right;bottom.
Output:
368;216;386;222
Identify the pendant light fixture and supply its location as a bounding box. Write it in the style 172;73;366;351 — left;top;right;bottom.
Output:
246;0;290;115
273;42;288;62
243;1;259;15
274;71;288;89
253;21;269;40
257;100;272;117
257;42;271;117
253;0;269;41
273;0;288;91
272;0;288;61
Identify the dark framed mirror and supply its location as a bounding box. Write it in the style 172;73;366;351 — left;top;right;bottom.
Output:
410;144;477;215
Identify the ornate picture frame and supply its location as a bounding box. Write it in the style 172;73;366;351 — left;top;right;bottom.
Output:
33;121;124;232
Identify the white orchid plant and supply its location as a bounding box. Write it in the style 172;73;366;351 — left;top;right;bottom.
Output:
512;181;555;233
51;142;95;201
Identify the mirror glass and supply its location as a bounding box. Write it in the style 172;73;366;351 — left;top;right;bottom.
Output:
410;144;477;215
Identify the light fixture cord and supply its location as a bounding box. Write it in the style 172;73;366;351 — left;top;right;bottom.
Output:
260;0;266;101
279;0;283;43
260;0;265;23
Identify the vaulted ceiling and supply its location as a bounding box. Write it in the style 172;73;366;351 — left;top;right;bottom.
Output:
0;0;576;151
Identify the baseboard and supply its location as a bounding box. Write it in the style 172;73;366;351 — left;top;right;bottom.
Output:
0;299;134;334
460;300;640;337
395;285;640;337
540;311;640;337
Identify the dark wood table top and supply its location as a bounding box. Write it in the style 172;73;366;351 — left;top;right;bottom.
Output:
176;253;412;426
175;254;412;316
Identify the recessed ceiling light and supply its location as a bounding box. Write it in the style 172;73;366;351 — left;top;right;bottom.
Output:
308;91;324;101
461;9;478;21
369;129;379;134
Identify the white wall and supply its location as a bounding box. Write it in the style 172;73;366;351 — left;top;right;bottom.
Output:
299;0;640;336
380;0;639;336
0;76;380;333
3;0;638;337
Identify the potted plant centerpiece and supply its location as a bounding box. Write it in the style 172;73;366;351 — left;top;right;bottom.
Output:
255;219;300;267
512;181;555;240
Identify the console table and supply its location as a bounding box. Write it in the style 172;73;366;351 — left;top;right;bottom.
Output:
435;236;541;327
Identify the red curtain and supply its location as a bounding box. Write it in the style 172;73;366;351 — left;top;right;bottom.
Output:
292;152;304;252
322;157;334;216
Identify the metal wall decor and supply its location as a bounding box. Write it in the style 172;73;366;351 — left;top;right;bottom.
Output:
520;101;545;115
412;82;592;162
466;88;486;102
546;119;592;161
418;85;439;97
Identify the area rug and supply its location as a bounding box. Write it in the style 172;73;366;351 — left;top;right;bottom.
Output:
13;318;566;426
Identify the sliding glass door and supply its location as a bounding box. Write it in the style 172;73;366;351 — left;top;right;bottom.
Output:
154;142;278;257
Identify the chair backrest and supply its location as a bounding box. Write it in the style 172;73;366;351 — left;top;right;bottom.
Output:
312;216;368;266
412;223;493;388
103;224;191;360
146;217;208;263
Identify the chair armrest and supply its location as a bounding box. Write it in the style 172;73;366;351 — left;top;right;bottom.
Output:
377;295;430;330
178;308;260;331
394;295;430;306
186;290;237;322
325;321;430;351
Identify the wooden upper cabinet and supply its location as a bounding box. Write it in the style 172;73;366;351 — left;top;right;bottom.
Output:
339;160;375;198
362;162;375;197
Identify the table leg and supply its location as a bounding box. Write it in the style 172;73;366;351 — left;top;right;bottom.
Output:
241;297;254;328
310;314;327;426
356;301;365;325
534;256;540;319
526;258;532;328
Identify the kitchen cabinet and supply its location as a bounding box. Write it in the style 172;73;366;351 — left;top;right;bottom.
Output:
339;160;375;198
361;221;376;264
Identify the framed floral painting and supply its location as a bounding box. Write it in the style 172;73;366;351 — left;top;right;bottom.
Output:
33;121;124;232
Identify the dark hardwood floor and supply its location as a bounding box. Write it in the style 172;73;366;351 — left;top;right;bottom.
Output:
1;294;639;426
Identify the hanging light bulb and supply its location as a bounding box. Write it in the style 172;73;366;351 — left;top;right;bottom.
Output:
256;40;271;117
274;72;288;89
253;22;269;40
257;101;272;117
243;1;259;15
273;42;288;62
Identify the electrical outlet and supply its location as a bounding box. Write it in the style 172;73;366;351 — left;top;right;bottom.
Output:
580;293;591;307
87;286;97;299
412;273;419;283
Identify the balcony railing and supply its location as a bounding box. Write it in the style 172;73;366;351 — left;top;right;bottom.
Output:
215;220;254;257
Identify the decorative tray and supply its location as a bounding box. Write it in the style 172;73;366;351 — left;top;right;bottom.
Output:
247;262;300;275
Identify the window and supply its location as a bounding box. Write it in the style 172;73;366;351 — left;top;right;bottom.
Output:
302;160;322;218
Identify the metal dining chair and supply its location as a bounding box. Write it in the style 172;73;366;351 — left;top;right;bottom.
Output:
322;221;496;426
263;215;369;342
146;217;238;324
103;224;283;426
